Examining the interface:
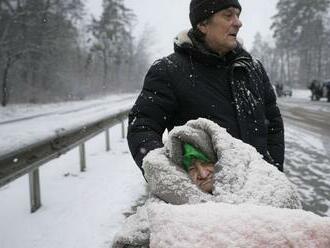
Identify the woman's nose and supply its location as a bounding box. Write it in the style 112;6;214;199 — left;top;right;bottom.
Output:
197;165;209;179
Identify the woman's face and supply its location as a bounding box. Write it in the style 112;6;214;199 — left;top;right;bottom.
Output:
188;160;215;193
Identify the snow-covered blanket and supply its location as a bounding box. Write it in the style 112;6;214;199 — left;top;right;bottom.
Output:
144;118;301;207
112;118;302;247
148;202;330;248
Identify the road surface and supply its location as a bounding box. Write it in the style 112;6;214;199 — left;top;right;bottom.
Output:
279;97;330;216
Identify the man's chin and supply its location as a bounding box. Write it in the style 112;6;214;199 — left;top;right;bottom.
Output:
229;40;238;49
221;41;238;54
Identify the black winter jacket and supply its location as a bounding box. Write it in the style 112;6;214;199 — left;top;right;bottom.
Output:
127;31;284;173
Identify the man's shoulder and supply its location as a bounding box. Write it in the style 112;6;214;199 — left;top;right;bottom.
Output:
153;52;188;65
149;52;189;75
238;51;266;75
233;45;264;68
251;57;264;69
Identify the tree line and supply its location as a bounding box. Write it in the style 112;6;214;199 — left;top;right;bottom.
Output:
250;0;330;88
0;0;151;106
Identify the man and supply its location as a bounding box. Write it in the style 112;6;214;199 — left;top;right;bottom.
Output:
326;81;330;102
308;79;318;100
127;0;284;174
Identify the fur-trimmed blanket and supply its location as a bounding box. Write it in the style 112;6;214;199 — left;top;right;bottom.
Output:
112;118;302;247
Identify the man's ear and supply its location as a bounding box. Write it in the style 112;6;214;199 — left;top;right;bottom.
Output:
197;21;208;34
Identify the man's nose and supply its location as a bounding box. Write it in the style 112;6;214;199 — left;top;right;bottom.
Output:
234;16;242;28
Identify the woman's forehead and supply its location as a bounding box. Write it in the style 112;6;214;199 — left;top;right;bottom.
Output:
191;160;214;167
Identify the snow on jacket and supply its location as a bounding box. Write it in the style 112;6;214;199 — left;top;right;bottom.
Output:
127;29;284;173
112;118;300;248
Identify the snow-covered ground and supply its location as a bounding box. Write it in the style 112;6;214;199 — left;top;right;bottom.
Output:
0;94;137;123
280;89;330;216
292;89;311;99
285;122;330;216
0;118;146;248
0;90;329;247
0;93;137;156
0;94;147;248
280;89;330;113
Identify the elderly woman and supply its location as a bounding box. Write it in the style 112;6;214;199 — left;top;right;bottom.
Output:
181;143;215;193
112;118;302;248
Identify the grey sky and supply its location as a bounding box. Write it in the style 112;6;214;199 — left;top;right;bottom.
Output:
85;0;278;60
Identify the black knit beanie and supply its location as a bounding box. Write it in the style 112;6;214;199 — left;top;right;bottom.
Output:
190;0;242;28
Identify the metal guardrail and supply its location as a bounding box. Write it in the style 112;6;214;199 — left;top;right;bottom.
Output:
0;108;130;212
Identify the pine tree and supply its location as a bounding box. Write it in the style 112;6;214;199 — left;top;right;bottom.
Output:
90;0;135;90
271;0;330;86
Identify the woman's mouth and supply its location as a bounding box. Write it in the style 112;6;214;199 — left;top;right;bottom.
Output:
200;177;213;186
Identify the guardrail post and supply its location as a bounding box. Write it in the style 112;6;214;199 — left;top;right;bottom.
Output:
105;129;111;151
29;169;41;213
121;120;125;139
79;143;86;172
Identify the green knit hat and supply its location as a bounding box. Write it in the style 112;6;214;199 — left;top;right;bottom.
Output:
182;143;210;171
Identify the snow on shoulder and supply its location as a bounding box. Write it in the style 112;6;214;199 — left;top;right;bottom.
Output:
148;202;330;248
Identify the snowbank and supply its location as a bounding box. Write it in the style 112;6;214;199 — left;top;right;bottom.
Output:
292;89;310;100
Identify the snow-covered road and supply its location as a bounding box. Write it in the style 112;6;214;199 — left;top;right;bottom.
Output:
0;90;329;248
278;91;330;216
0;94;137;156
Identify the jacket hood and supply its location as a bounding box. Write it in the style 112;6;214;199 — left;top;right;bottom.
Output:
173;29;251;66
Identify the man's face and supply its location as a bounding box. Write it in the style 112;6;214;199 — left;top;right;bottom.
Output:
198;7;242;55
188;160;215;193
